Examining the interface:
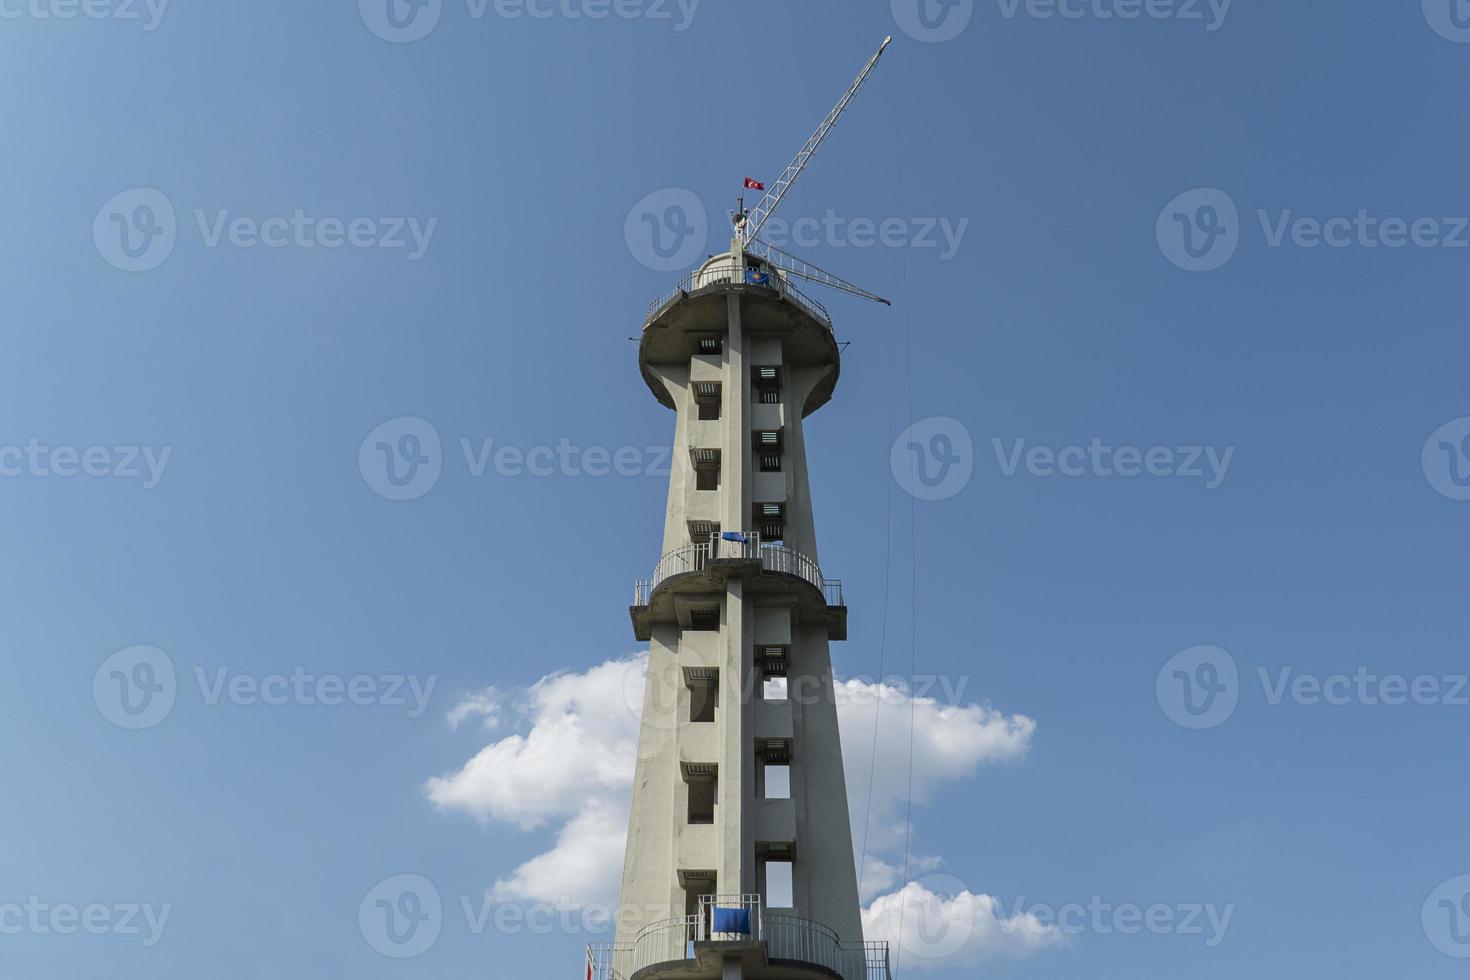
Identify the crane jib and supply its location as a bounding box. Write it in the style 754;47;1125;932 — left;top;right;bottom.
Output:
740;36;894;249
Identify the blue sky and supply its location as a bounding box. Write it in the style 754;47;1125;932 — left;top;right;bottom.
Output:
4;0;1470;977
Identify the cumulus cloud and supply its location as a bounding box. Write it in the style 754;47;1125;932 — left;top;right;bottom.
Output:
861;882;1067;968
427;656;1046;971
836;678;1036;852
424;655;646;905
859;854;943;904
446;687;502;731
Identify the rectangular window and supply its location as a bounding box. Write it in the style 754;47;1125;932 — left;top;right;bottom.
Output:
690;679;718;723
688;776;716;825
696;336;723;355
691;446;721;491
759;453;783;473
754;367;782;405
756;502;785;543
688;608;720;631
694;382;722;421
764;860;794;909
763;764;791;800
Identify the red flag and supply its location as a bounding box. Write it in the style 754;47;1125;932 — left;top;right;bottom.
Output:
743;177;765;191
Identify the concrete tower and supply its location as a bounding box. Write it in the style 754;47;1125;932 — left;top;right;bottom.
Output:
586;248;891;980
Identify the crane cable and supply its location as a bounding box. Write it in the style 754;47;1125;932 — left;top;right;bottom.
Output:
888;60;920;977
855;51;919;975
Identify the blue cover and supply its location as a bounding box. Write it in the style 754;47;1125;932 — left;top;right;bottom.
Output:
712;907;751;935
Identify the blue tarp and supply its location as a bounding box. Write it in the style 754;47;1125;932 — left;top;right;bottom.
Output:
712;907;751;935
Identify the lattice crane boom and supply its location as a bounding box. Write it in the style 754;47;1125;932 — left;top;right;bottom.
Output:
746;238;891;306
738;36;893;248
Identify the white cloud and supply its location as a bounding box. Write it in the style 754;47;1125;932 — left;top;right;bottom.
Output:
861;881;1067;967
446;687;502;731
427;657;1044;967
487;798;631;905
836;678;1036;852
424;655;646;906
859;854;942;904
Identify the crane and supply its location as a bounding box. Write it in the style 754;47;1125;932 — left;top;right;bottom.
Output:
730;36;895;308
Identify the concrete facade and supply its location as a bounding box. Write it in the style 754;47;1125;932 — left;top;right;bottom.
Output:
614;253;864;967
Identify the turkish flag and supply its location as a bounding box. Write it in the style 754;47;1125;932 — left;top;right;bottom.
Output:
743;177;766;190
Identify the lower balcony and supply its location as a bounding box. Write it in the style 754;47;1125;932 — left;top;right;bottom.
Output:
630;533;846;642
588;897;890;980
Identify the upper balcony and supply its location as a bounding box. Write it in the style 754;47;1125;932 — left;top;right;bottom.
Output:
645;256;833;332
631;532;846;642
638;254;842;418
588;896;891;980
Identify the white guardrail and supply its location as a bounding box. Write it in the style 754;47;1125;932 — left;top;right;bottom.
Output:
633;532;843;608
588;896;891;980
645;257;833;330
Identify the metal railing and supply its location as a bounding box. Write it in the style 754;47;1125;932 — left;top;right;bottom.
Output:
645;258;833;330
632;533;844;609
586;942;632;980
588;907;891;980
699;893;763;941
